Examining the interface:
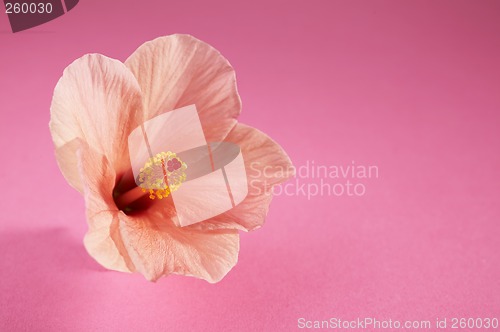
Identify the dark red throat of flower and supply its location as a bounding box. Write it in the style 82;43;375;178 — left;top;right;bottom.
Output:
113;168;156;215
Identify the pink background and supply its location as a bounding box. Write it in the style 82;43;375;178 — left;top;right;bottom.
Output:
1;0;499;331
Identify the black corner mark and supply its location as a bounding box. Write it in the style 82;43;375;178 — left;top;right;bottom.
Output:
3;0;79;33
64;0;78;11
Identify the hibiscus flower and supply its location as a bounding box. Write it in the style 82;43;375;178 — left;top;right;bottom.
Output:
49;34;294;282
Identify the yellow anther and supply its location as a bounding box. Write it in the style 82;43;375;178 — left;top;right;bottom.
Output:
137;151;187;200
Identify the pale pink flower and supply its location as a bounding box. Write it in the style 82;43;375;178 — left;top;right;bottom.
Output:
49;34;294;282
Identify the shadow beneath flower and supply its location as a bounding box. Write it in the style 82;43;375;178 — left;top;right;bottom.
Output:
0;227;98;272
0;228;100;330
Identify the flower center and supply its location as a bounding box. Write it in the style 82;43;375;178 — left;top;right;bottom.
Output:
137;151;187;200
113;151;187;214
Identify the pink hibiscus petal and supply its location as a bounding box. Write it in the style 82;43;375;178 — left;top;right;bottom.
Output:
50;54;144;179
125;34;241;142
189;123;294;232
76;143;135;273
55;138;85;193
118;209;239;282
